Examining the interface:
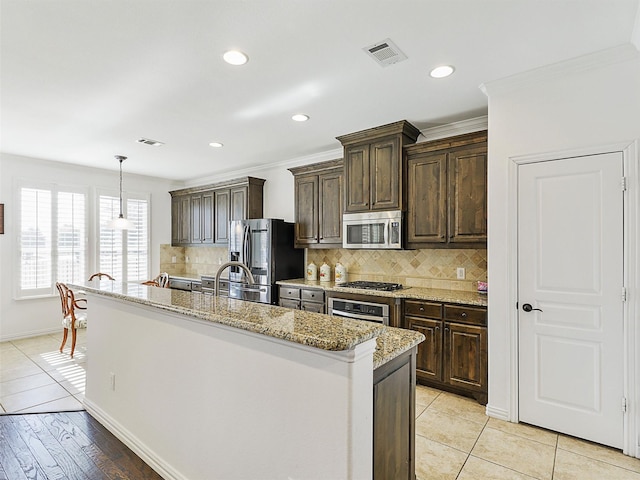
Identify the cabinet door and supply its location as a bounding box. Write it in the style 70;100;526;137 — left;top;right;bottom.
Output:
279;298;300;310
294;174;319;245
407;317;443;381
171;195;190;246
318;171;342;245
230;186;247;221
301;301;324;314
370;136;400;210
201;191;214;244
443;322;487;392
407;153;447;244
190;194;202;243
344;144;370;212
214;189;230;244
448;145;487;243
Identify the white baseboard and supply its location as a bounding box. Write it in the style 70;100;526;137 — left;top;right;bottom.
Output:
485;404;510;421
0;327;60;343
84;399;186;480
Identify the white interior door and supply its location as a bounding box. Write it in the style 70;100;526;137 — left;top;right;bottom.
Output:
518;152;624;449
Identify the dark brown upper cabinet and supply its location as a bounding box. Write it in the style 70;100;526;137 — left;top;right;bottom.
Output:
289;159;343;249
337;120;420;213
405;130;487;248
169;176;264;247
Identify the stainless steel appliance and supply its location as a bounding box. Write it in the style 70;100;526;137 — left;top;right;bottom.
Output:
337;281;403;291
328;297;390;325
342;210;402;249
228;218;304;304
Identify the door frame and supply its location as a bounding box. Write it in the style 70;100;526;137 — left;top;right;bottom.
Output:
506;140;639;457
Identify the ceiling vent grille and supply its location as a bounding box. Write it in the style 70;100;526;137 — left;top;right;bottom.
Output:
363;38;407;67
137;137;164;146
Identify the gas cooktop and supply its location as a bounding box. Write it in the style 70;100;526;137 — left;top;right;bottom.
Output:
336;281;403;291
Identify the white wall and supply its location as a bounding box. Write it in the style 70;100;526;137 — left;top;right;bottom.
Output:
483;45;640;453
85;293;374;480
0;153;179;340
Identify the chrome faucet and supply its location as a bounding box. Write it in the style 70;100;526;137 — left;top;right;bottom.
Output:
215;261;255;297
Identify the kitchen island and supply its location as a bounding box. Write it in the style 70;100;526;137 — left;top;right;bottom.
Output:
73;280;423;480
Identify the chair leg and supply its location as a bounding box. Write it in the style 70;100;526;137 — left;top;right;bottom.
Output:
60;328;69;353
70;328;77;358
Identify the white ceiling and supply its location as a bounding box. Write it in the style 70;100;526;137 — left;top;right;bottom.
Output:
1;0;638;181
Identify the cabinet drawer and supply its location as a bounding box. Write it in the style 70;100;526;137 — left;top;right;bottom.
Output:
279;298;300;310
280;287;300;300
443;305;486;326
404;300;442;319
301;289;324;302
301;301;325;314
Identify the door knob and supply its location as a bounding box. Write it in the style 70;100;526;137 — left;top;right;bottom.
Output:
522;303;543;312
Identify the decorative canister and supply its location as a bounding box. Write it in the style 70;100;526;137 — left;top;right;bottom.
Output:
319;262;331;282
306;261;318;281
334;262;347;284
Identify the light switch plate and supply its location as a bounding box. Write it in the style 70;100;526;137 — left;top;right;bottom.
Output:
456;267;466;280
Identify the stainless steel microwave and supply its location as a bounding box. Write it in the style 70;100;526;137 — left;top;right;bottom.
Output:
342;210;402;249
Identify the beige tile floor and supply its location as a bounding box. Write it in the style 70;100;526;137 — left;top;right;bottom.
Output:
0;331;86;413
2;333;640;479
415;385;640;479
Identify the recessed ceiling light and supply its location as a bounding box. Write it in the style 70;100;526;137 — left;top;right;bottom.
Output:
209;142;224;148
292;114;309;122
430;65;455;78
223;50;248;66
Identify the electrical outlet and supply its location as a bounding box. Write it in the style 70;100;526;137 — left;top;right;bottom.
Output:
109;372;116;391
171;256;176;263
456;267;466;280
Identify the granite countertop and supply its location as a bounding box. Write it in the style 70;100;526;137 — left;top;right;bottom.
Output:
276;278;488;307
73;281;423;368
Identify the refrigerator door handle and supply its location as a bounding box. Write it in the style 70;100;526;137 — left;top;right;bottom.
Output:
243;224;251;273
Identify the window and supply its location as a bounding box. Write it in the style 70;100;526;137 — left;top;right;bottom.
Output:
98;194;149;282
19;186;86;297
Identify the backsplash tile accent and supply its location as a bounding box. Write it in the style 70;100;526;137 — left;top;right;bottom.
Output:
307;249;487;292
160;245;228;277
161;244;487;292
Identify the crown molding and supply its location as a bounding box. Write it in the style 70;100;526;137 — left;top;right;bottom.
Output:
184;147;343;186
418;116;488;142
480;43;640;97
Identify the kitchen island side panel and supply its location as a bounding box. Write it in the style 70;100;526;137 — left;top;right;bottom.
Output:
84;294;375;480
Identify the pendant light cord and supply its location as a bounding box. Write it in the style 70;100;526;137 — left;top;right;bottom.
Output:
115;155;127;218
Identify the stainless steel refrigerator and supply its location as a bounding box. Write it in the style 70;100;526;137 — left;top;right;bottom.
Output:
228;218;304;304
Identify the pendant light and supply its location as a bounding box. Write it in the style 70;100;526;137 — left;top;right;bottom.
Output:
107;155;135;230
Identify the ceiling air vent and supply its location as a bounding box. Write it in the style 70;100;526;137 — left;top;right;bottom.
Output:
137;137;164;146
363;38;407;67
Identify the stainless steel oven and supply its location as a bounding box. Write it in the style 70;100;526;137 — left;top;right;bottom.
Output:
328;297;389;325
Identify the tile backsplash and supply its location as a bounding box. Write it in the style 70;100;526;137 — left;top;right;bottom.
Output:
307;248;487;292
161;244;487;292
160;245;229;277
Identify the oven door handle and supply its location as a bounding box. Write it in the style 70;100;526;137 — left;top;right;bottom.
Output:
330;309;386;323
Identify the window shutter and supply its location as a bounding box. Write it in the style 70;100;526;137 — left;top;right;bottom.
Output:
20;188;52;291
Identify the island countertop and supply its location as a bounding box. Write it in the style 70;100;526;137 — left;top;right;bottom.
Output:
73;281;423;367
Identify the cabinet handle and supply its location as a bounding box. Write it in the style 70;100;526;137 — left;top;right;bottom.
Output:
435;326;440;331
445;327;450;333
419;307;425;312
461;312;467;318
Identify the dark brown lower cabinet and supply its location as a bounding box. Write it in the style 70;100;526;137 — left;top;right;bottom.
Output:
373;348;417;480
405;300;487;404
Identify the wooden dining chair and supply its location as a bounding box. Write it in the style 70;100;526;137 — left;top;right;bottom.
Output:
56;282;88;358
142;272;169;288
88;272;115;281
